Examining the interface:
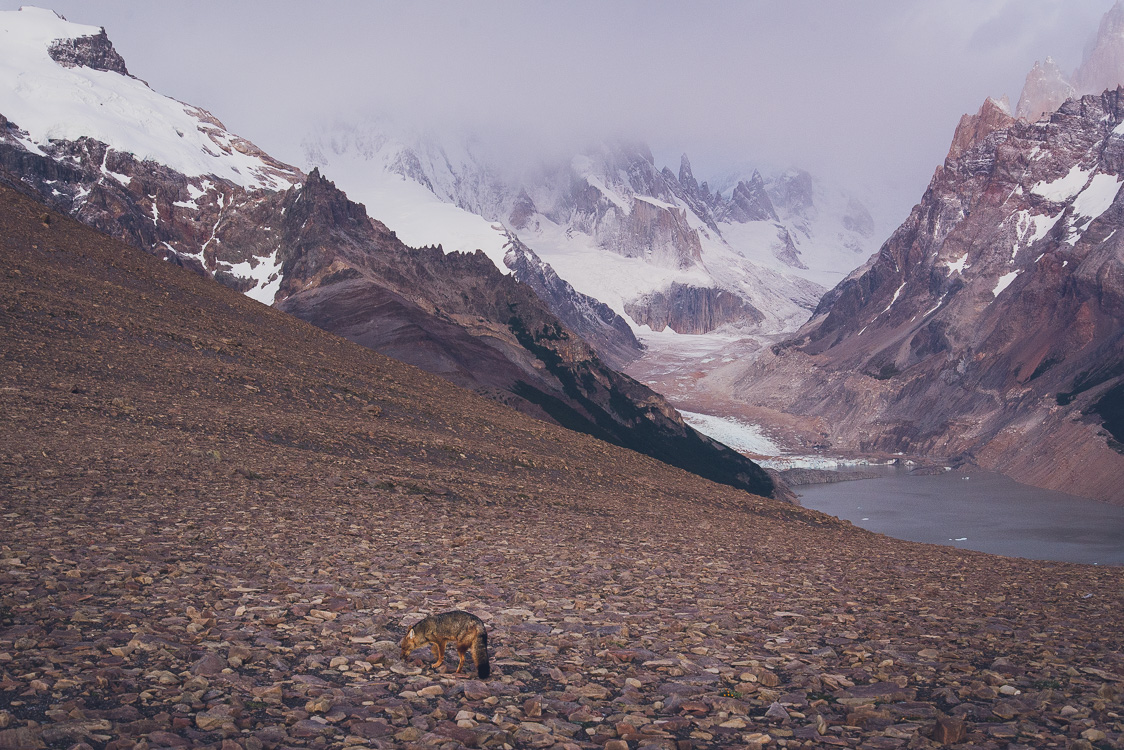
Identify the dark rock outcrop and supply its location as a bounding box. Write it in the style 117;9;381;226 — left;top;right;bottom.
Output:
625;283;764;334
47;28;130;75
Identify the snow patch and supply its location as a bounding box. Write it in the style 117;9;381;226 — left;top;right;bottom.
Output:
1014;210;1062;253
1071;172;1123;220
222;251;284;305
992;270;1021;297
944;253;969;275
1031;164;1091;202
880;281;906;315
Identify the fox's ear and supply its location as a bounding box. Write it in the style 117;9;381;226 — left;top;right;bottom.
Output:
406;628;414;638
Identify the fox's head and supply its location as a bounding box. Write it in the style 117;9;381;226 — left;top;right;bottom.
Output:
400;627;419;660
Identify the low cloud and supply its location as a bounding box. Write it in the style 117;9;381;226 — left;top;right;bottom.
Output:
5;0;1112;230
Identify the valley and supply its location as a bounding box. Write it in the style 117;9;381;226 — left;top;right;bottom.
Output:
2;3;1124;749
3;161;1123;750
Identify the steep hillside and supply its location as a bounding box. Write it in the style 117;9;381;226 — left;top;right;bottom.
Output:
0;6;779;499
3;160;1123;750
722;92;1124;504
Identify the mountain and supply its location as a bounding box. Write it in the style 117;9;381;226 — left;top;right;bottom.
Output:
1073;0;1124;97
302;125;878;341
299;125;644;368
0;6;302;303
0;6;783;500
5;172;1123;750
1015;58;1075;122
722;92;1124;504
1017;1;1124;123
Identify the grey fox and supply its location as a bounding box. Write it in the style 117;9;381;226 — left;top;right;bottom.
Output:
400;610;490;678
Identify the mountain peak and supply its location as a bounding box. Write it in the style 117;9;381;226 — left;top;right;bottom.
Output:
947;96;1016;162
0;7;301;191
1016;58;1074;122
678;153;698;192
1071;1;1124;97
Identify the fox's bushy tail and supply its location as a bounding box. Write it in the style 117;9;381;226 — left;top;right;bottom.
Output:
473;630;490;679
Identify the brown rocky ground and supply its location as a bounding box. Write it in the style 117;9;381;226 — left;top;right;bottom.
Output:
1;184;1123;750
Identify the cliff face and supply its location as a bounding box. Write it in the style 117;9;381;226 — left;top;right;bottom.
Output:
731;92;1124;504
625;284;764;335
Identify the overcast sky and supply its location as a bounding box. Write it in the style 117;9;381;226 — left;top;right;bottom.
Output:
1;1;1116;229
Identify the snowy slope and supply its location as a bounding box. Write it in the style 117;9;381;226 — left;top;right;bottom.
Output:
303;124;848;342
0;6;298;192
303;127;512;273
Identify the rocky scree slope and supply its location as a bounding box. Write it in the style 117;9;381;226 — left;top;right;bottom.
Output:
3;178;1124;750
734;92;1124;505
0;8;778;499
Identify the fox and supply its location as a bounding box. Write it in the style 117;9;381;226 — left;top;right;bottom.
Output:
399;610;490;679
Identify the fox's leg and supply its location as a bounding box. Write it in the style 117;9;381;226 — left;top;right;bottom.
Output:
454;646;468;674
433;641;447;672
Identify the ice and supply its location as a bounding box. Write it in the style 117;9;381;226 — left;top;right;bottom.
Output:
680;410;784;456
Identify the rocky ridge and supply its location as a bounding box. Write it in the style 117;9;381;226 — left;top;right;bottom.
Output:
720;90;1124;504
3;166;1124;750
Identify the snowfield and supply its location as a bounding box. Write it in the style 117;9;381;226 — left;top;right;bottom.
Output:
0;7;298;191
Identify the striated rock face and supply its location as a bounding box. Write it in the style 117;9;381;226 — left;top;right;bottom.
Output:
719;171;778;223
945;97;1015;163
625;283;764;334
732;91;1124;504
503;236;642;369
594;195;703;268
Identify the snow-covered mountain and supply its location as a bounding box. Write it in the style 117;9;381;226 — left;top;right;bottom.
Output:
0;6;785;499
303;124;880;344
0;6;303;303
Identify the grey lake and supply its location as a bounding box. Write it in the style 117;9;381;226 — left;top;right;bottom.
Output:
797;467;1124;566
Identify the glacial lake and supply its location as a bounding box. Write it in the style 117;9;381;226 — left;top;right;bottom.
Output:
796;467;1124;566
